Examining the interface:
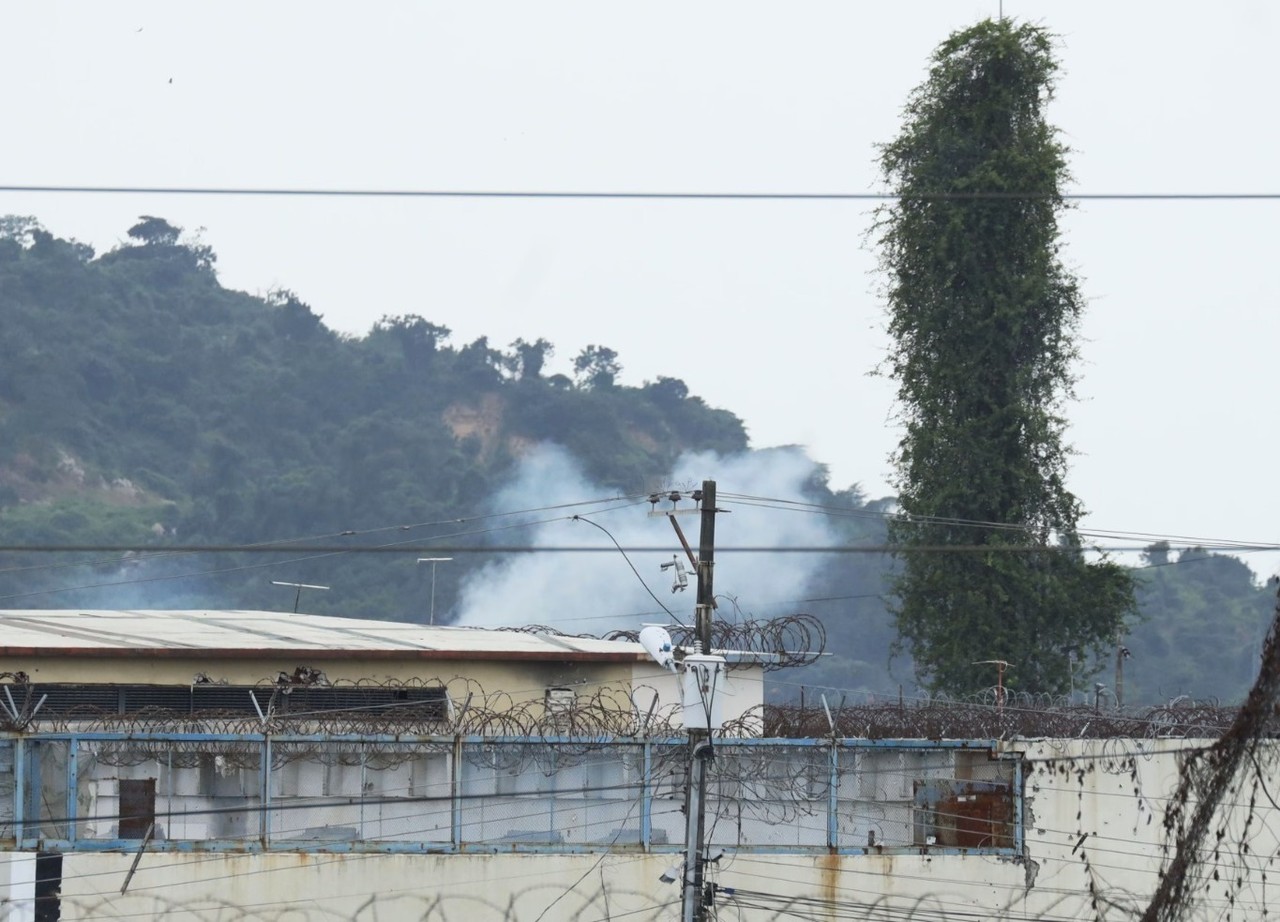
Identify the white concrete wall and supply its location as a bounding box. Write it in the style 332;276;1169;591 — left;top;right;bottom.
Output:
0;853;36;922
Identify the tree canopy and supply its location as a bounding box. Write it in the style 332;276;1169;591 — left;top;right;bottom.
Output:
876;19;1134;695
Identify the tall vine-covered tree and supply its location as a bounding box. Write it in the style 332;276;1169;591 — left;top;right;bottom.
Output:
876;19;1134;695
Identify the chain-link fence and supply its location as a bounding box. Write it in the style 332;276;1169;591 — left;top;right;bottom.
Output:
74;739;264;843
457;742;647;848
270;740;453;844
3;734;1018;853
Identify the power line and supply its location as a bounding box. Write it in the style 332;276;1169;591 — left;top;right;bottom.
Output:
0;500;653;603
4;183;1280;201
1;485;1272;608
722;852;1270;917
2;542;1274;555
719;492;1280;552
0;493;648;575
570;515;681;624
3;491;1268;564
52;850;664;920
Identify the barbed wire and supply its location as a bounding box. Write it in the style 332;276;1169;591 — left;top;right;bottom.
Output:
603;614;826;671
4;675;691;767
757;696;1241;741
5;675;1247;744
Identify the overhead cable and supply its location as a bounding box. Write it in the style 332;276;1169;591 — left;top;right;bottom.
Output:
4;183;1280;201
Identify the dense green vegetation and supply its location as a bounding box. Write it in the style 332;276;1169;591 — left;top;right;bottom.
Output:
0;215;1271;705
1121;545;1274;705
0;216;747;619
875;19;1134;695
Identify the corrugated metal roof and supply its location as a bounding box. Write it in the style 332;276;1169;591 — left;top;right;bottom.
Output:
0;609;646;662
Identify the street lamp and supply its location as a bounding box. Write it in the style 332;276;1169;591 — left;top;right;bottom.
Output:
417;557;453;625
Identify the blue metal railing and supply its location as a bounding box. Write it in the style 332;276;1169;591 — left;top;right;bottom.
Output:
0;733;1020;856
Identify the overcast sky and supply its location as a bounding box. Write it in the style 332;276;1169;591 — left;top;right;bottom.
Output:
4;2;1278;574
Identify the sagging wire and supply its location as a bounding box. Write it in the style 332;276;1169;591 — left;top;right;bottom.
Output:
571;514;684;624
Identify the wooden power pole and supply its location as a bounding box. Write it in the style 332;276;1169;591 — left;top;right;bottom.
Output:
682;480;718;922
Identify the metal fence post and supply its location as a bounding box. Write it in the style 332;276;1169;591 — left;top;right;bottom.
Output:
452;736;463;850
13;736;26;844
260;736;272;846
66;736;78;844
641;741;653;849
828;740;839;850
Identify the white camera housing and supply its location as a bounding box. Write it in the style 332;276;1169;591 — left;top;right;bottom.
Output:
659;859;684;884
639;625;677;673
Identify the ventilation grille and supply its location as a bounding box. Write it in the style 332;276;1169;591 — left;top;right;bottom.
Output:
31;684;448;721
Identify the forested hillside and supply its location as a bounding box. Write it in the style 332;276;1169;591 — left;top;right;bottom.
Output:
0;216;1272;705
1121;545;1275;704
0;217;750;621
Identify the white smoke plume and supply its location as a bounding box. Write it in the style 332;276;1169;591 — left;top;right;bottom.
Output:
454;444;838;633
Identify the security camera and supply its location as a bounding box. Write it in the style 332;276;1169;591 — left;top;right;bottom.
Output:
639;625;678;673
659;859;685;884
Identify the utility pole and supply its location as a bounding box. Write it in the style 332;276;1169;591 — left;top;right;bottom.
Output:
1115;630;1130;709
695;480;716;654
651;480;724;922
682;480;718;922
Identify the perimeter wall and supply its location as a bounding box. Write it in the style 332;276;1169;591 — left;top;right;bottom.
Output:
1;736;1266;921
